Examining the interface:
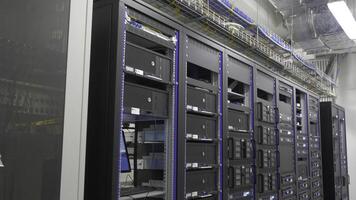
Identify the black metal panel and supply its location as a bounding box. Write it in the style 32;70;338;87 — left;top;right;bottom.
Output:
320;102;349;200
339;110;349;199
85;1;121;199
127;7;175;36
176;29;187;200
279;145;294;173
256;71;274;94
186;143;218;167
227;56;250;85
186;37;220;73
186;169;218;198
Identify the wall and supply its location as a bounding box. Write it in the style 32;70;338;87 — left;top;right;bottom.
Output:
336;53;356;198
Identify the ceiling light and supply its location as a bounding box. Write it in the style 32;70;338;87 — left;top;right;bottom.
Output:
328;1;356;39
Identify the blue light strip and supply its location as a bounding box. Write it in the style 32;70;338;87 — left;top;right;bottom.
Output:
216;0;255;25
258;26;291;52
292;52;316;70
219;52;223;200
249;67;256;199
274;80;279;200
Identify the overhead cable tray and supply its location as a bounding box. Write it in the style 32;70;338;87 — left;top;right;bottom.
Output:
164;0;336;97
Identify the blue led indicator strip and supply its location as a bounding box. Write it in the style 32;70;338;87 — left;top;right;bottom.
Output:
219;52;223;200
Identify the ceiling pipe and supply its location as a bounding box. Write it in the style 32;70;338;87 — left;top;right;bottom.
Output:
308;9;318;39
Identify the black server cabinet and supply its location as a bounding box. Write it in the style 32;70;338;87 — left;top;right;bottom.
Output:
320;102;350;200
85;1;178;199
295;90;310;200
223;54;254;200
255;70;278;200
308;96;323;200
120;7;177;200
277;82;296;199
183;36;221;200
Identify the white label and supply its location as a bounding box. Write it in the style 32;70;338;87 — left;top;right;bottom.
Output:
193;134;199;139
135;69;144;76
187;105;193;110
228;88;232;92
192;192;198;197
192;163;198;168
186;163;192;168
228;125;234;130
126;66;134;72
186;193;192;198
187;134;192;138
131;107;140;115
193;106;198;111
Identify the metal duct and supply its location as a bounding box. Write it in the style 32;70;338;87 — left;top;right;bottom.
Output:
269;0;355;54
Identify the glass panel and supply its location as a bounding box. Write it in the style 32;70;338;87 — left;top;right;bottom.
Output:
0;0;70;199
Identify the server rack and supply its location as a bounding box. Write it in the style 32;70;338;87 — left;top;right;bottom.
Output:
86;1;332;200
183;35;222;200
277;82;296;200
308;96;323;200
223;53;254;200
295;89;310;200
320;102;350;200
254;70;278;200
86;1;180;199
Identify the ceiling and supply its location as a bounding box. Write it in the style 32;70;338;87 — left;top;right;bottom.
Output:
268;0;356;57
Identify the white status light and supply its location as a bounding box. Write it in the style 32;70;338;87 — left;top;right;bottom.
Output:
328;1;356;39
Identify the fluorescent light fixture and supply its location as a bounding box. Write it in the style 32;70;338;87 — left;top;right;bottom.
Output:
328;1;356;39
